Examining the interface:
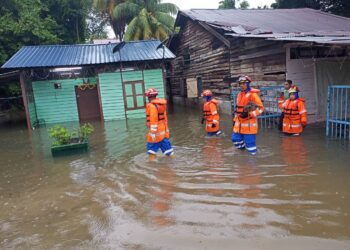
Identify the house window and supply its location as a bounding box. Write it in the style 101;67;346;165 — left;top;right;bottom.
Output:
123;81;146;110
183;48;191;66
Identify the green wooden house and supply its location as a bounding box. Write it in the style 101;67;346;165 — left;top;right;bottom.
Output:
1;40;175;129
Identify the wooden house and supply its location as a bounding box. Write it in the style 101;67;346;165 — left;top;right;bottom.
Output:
1;40;175;129
167;8;350;122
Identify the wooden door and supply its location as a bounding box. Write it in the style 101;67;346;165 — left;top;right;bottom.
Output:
75;85;101;121
122;81;146;110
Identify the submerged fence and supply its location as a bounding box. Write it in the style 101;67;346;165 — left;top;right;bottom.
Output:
326;85;350;139
231;86;283;128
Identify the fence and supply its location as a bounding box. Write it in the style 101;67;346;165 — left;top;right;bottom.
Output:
326;85;350;139
231;86;283;128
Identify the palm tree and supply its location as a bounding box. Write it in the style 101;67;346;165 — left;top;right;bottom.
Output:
93;0;131;40
118;0;178;41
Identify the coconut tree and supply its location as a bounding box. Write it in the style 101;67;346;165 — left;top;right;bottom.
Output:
93;0;132;40
119;0;178;41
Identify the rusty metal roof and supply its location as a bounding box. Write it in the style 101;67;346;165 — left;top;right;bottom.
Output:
180;8;350;34
1;40;175;69
177;8;350;45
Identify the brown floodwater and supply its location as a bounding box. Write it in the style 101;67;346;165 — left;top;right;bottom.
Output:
0;106;350;249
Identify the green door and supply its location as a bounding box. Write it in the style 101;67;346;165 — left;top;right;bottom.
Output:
123;81;146;110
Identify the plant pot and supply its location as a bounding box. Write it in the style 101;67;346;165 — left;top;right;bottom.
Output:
51;138;89;157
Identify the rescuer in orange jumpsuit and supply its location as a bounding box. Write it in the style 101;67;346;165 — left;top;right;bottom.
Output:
281;86;307;136
278;80;294;131
201;89;223;136
145;88;174;159
232;76;264;155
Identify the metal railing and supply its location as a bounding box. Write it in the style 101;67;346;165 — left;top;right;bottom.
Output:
231;86;283;128
326;85;350;139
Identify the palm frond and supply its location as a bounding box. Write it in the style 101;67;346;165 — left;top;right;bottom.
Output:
113;2;140;23
154;11;175;30
139;8;153;39
157;2;179;15
149;14;171;39
124;16;140;40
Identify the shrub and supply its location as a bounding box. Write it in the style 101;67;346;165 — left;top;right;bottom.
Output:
48;123;94;146
48;125;71;146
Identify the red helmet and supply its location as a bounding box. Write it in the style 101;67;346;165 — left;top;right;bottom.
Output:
238;75;252;83
288;85;299;94
145;88;158;97
201;89;213;97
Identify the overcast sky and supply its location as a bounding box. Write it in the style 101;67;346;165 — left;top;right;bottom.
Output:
167;0;276;10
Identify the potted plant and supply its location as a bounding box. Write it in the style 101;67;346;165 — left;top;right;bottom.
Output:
48;123;94;156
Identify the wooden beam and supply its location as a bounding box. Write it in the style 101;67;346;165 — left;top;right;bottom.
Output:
95;68;104;122
162;64;167;99
235;48;285;61
197;21;231;48
19;71;32;130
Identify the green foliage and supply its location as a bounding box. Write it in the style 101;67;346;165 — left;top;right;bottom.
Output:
86;8;109;41
123;0;178;41
0;83;21;97
239;0;250;9
48;125;71;146
0;0;61;65
219;0;236;9
0;83;23;112
271;0;321;9
0;0;103;65
93;0;178;41
80;123;94;140
271;0;350;17
48;123;94;146
42;0;91;44
93;0;125;40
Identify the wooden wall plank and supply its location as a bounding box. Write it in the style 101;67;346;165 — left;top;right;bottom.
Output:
32;79;80;124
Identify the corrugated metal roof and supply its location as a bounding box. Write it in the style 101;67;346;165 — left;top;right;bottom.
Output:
180;8;350;34
2;40;175;69
177;8;350;45
226;32;350;45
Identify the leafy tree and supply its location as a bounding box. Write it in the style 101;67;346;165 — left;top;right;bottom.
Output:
271;0;321;9
219;0;236;9
0;0;60;65
123;0;178;41
43;0;91;43
239;0;250;9
86;8;109;41
322;0;350;17
93;0;178;41
271;0;350;17
93;0;133;41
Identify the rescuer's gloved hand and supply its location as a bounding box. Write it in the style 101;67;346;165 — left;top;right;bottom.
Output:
212;123;217;128
201;117;205;124
301;121;307;128
240;111;249;119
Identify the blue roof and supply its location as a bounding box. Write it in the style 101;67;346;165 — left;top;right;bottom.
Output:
1;40;175;69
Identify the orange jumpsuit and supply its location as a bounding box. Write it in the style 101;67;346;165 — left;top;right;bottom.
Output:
282;98;307;134
146;98;169;143
203;98;220;133
233;89;264;134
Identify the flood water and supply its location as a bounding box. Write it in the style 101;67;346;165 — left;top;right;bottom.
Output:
0;106;350;249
